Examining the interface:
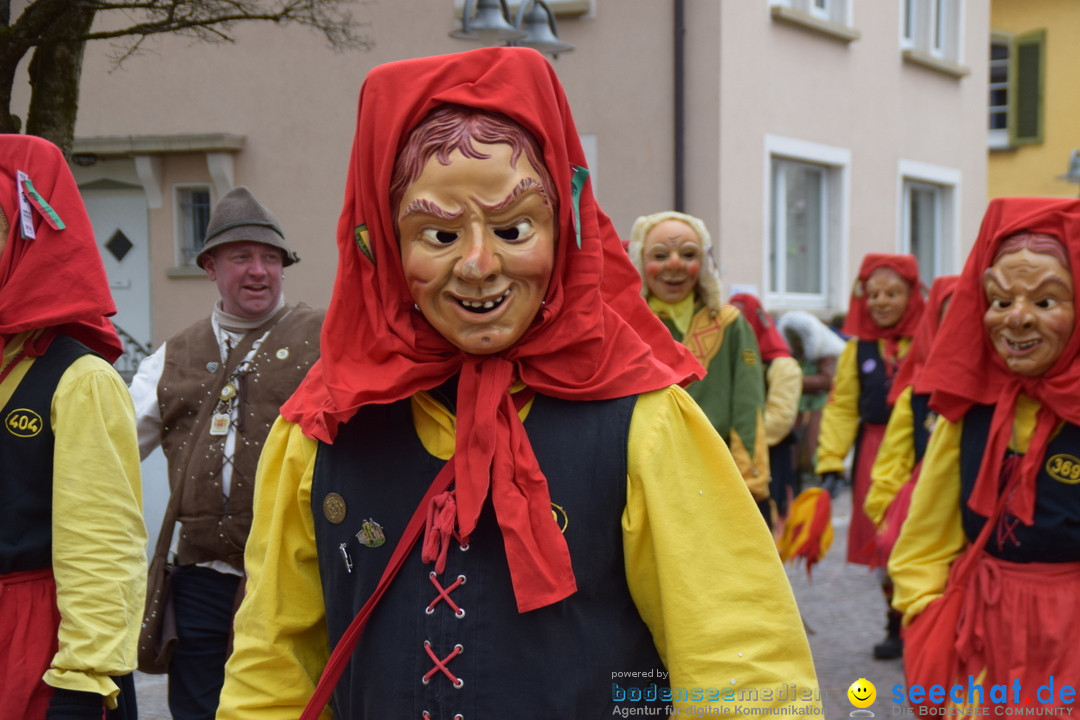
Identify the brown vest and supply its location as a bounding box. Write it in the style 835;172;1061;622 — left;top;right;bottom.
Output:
158;304;323;570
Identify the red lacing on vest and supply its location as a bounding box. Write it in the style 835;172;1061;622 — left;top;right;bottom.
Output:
426;571;466;618
422;640;464;688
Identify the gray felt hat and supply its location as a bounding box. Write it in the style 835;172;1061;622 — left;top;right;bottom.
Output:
196;186;299;268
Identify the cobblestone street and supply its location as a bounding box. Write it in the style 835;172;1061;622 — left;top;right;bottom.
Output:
784;489;907;720
134;489;906;719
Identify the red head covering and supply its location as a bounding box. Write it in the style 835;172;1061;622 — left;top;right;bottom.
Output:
922;197;1080;526
281;47;702;612
0;135;121;362
728;292;791;362
888;274;959;403
841;253;925;342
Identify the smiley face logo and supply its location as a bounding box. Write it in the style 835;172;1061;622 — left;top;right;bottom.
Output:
848;678;876;708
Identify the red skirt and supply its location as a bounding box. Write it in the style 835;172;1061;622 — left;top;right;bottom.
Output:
956;556;1080;709
0;568;61;720
847;422;886;566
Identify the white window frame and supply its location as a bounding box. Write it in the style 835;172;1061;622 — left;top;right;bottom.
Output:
900;0;964;65
897;160;962;283
988;33;1010;150
771;0;854;28
764;135;851;311
174;184;213;267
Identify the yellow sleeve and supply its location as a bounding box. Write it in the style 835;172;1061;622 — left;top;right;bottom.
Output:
47;355;147;705
814;339;859;475
763;356;802;447
217;417;331;720
887;416;965;625
865;385;916;527
624;386;820;713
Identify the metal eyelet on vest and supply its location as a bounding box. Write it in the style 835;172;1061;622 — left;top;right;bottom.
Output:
422;640;464;688
426;572;466;618
458;542;469;552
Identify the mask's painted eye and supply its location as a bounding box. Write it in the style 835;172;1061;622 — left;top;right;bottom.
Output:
493;220;534;242
421;228;459;245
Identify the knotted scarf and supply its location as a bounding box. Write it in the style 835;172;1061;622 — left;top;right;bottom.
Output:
922;197;1080;526
281;47;703;612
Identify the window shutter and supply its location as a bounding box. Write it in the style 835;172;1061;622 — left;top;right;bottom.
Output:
1009;29;1045;146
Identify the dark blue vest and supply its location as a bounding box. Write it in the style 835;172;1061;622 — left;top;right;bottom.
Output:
910;391;933;463
960;404;1080;562
856;340;893;425
311;392;668;718
1;336;96;574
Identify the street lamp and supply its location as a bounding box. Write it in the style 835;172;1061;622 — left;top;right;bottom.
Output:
451;0;527;43
514;0;575;57
450;0;574;57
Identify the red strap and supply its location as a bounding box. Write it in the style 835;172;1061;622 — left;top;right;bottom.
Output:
299;458;456;720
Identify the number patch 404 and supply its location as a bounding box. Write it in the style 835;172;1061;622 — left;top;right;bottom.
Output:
6;409;43;437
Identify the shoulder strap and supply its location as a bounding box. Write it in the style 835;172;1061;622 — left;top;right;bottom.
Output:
299;458;456;720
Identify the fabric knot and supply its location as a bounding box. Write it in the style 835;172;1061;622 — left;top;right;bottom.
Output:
422;490;458;575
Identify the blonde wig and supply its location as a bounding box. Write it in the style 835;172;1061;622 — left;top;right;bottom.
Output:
628;210;724;315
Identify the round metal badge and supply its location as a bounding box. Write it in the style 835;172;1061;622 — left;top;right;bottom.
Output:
323;492;347;524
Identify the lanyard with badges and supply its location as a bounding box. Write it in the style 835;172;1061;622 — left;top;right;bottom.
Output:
208;310;291;436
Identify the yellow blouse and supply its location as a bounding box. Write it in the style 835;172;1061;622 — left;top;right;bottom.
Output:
218;385;820;718
1;333;146;707
889;395;1041;624
815;337;912;475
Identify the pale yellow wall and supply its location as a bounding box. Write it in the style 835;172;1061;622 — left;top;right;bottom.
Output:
989;0;1080;200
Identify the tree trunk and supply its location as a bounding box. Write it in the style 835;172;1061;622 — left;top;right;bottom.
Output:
25;4;96;155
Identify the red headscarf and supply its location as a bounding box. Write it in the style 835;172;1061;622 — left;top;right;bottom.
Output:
888;274;959;403
0;135;121;362
842;253;925;341
923;197;1080;526
281;47;702;612
841;253;925;378
728;292;791;362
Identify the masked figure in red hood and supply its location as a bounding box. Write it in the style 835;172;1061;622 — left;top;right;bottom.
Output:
863;274;958;659
0;135;146;719
891;198;1080;712
217;48;819;720
814;253;924;658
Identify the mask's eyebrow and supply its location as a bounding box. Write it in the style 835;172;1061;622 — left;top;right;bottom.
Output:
478;177;549;213
984;266;1073;294
399;198;463;222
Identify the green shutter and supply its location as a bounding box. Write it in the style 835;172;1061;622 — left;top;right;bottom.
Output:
1009;29;1045;146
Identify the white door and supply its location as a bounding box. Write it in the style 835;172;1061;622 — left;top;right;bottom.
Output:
81;184;153;352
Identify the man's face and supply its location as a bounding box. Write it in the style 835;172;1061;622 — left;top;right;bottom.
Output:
984;248;1075;377
642;219;703;305
865;267;911;329
397;143;556;355
203;241;285;319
